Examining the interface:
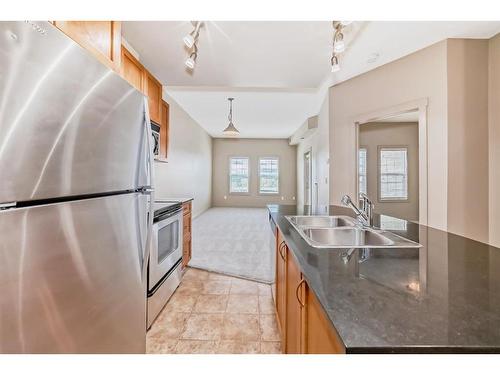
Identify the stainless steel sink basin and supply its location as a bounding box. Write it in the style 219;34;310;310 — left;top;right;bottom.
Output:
285;215;422;249
286;215;357;228
303;227;394;248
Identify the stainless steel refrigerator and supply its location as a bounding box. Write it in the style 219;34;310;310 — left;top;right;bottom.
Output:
0;21;154;353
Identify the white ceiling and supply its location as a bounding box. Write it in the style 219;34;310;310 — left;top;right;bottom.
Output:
122;21;500;139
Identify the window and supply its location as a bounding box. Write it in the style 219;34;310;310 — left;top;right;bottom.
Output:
259;157;279;194
358;148;367;195
379;215;407;231
229;157;249;193
379;147;408;200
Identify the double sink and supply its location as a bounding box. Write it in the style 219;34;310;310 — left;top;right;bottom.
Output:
286;215;421;249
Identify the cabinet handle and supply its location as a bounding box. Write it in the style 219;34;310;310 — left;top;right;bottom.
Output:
278;241;286;260
296;278;306;308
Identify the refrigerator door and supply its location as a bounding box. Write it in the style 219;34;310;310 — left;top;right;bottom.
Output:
0;192;150;353
0;21;150;204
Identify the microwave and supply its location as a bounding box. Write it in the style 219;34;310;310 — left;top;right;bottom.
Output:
151;121;160;158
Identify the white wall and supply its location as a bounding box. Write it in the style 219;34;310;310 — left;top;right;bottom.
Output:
154;91;213;218
296;92;330;212
329;40;449;231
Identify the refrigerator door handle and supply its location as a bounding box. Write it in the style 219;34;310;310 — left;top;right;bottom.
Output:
141;97;155;282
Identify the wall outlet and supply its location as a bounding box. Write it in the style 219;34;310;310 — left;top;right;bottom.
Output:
223;195;227;200
292;196;295;200
281;196;284;201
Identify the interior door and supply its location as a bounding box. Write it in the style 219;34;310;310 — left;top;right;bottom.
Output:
0;193;148;353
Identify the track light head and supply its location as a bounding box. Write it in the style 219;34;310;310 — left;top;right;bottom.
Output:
185;51;197;69
183;33;195;48
334;32;345;53
331;55;340;72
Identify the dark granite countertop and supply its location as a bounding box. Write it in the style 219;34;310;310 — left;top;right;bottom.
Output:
268;204;500;353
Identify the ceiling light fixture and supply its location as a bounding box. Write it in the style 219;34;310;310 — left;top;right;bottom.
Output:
222;98;240;136
333;31;345;53
185;45;198;69
183;21;201;48
331;55;340;72
183;21;202;71
330;21;351;74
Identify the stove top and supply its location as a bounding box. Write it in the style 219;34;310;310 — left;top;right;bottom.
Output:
153;200;182;218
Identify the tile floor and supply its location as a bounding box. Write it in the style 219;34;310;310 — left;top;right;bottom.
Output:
147;267;282;354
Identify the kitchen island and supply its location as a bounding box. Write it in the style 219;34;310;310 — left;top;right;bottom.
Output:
268;204;500;353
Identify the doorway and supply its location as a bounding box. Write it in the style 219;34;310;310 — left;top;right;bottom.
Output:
304;150;312;206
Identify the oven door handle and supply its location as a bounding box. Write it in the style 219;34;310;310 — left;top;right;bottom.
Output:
155;207;183;224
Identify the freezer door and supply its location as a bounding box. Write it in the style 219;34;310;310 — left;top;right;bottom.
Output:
0;193;150;353
0;21;150;203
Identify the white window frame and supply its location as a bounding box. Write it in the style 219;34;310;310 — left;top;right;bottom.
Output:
228;156;250;195
358;147;367;195
258;156;280;195
378;146;409;202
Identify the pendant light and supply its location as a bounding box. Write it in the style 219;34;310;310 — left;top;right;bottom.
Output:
222;98;240;136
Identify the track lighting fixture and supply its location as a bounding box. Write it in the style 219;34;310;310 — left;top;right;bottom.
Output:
183;21;202;70
330;20;351;73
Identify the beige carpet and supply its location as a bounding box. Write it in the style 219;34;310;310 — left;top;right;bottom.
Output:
190;207;275;283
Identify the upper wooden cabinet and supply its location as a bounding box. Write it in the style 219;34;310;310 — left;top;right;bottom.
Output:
121;47;145;93
160;100;170;160
145;72;162;124
53;21;121;71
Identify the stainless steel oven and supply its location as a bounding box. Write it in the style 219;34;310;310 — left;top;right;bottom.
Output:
147;201;183;328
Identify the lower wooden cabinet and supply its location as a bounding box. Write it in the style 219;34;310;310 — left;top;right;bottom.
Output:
285;248;304;353
182;202;192;268
275;227;345;354
275;229;287;347
304;284;345;354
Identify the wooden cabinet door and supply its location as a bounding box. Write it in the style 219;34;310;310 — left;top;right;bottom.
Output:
53;21;121;71
285;251;304;354
275;230;287;348
304;284;345;354
145;72;162;124
160;100;170;160
121;47;144;92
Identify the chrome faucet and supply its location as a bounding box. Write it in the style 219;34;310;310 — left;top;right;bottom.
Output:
341;193;374;227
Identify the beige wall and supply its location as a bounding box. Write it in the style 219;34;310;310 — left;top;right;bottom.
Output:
297;93;330;212
154;92;213;218
212;138;297;207
329;40;448;231
489;33;500;247
359;122;419;221
447;39;490;243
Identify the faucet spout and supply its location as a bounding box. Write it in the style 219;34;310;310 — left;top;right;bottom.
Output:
341;194;371;226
